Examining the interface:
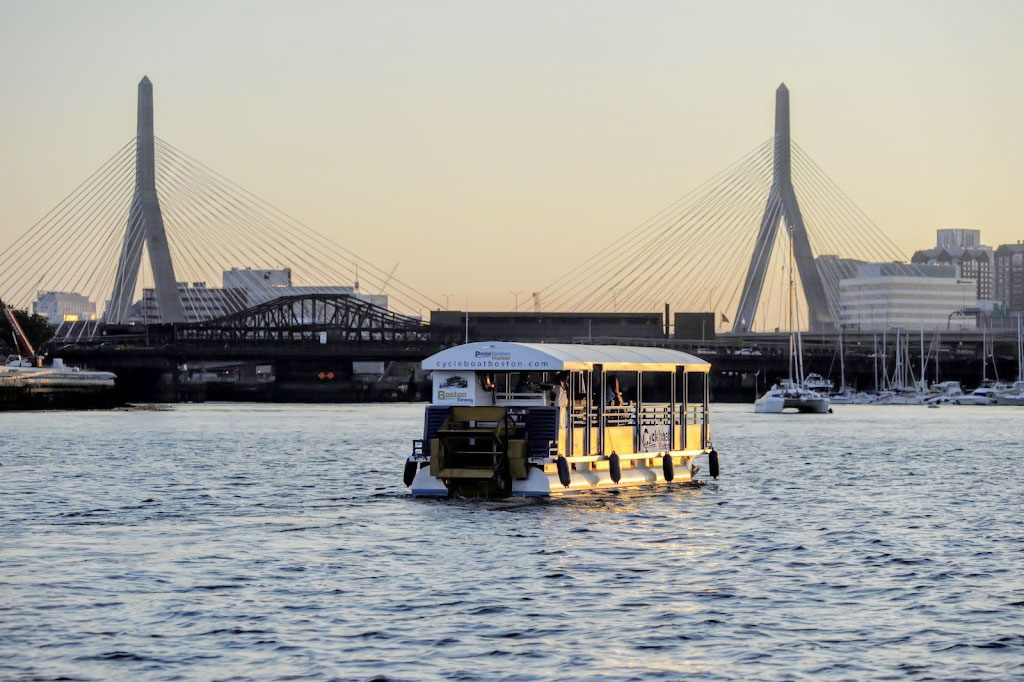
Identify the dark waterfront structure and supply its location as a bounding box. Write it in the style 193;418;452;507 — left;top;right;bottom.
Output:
674;312;716;341
50;305;1022;403
430;311;664;342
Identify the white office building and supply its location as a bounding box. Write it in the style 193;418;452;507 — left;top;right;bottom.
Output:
839;263;977;330
33;291;97;322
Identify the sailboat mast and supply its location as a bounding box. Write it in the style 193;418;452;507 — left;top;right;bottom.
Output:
839;327;846;392
1018;315;1023;382
919;328;925;391
788;225;795;385
982;324;987;383
882;331;888;390
873;333;878;391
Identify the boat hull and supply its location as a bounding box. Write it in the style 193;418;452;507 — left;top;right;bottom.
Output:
755;395;830;413
410;453;698;497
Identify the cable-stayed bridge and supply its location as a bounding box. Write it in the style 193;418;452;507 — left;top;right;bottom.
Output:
0;77;440;338
528;84;908;334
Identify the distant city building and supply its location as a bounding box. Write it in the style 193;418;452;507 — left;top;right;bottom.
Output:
838;263;976;330
127;282;248;324
815;255;866;322
221;267;388;310
223;267;293;291
994;243;1024;313
33;291;97;322
936;228;981;249
119;268;392;324
911;229;994;302
911;246;994;300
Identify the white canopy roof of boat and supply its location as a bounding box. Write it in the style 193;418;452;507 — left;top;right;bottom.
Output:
422;341;710;372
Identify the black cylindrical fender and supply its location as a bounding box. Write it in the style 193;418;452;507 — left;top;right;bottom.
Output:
403;458;418;487
709;449;720;479
609;452;621;483
556;455;571;488
495;458;512;497
662;454;674;482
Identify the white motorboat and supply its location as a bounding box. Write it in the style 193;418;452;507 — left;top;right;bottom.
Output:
755;380;830;413
954;387;999;405
996;380;1024;406
1;356;116;391
1;302;116;404
802;373;833;392
929;380;963;398
404;342;718;498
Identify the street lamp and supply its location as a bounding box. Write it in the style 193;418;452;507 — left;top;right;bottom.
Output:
509;291;523;311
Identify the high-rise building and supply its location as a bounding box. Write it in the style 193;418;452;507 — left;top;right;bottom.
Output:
223;267;293;292
32;291;97;322
912;229;994;301
994;243;1024;313
838;263;977;330
936;228;980;249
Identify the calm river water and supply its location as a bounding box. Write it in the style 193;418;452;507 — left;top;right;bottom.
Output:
1;403;1022;680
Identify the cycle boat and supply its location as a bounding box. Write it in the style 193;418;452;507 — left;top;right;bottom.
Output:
403;342;718;497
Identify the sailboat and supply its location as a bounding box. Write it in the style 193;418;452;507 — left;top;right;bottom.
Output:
754;225;830;414
996;316;1024;406
870;328;930;404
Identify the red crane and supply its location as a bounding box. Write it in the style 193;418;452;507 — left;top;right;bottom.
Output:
2;302;36;359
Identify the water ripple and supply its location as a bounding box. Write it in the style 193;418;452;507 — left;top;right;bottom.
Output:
0;403;1022;680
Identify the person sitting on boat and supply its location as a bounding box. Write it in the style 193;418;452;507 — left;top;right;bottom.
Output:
606;375;624;406
514;372;532;394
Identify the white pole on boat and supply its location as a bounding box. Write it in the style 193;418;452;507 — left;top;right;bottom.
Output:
934;331;940;386
882;330;888;390
893;328;900;390
919;327;926;392
873;333;878;391
981;324;987;383
839;327;846;393
1018;315;1023;382
895;329;901;390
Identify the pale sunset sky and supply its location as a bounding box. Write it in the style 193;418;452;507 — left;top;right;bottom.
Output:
1;0;1022;312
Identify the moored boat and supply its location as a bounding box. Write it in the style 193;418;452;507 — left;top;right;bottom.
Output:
1;301;117;409
755;379;830;413
404;342;717;497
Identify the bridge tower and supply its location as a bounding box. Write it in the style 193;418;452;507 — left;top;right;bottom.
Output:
107;77;185;323
732;84;833;333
